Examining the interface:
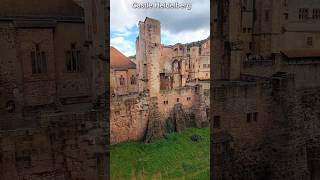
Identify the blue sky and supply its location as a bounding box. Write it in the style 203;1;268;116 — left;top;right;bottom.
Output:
110;0;210;56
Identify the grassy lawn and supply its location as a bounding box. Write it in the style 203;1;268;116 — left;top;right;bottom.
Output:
110;128;210;180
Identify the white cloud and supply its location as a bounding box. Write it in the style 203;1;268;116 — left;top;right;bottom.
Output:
110;37;136;56
111;0;209;32
110;0;210;54
162;28;209;45
110;0;138;33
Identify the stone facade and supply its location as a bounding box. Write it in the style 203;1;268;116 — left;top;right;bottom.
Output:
211;0;320;179
110;17;210;144
0;0;108;179
110;47;138;96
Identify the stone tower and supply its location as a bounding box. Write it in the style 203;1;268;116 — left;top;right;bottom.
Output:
136;17;161;97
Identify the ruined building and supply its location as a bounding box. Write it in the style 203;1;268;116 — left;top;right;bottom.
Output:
211;0;320;179
110;17;210;144
0;0;108;179
110;47;138;96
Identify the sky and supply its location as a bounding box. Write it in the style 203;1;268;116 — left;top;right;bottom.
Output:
110;0;210;56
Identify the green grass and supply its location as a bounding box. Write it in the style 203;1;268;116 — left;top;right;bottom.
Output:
110;128;210;180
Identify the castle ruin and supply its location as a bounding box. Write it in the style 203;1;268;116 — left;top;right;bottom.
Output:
211;0;320;179
110;17;210;144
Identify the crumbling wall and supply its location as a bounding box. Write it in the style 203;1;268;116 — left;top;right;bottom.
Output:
144;99;164;143
110;85;209;144
299;88;320;180
110;95;149;144
264;73;309;180
158;86;197;120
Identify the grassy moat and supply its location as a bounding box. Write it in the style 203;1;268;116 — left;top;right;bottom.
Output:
110;128;210;180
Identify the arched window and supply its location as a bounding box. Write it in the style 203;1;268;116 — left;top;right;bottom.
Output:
172;60;180;73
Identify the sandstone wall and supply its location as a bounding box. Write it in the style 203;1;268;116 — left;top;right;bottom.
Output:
17;28;57;106
212;80;273;147
54;22;90;99
158;87;197;120
299;88;320;179
0;22;24;130
0;110;107;180
242;61;320;90
212;74;320;179
110;95;149;144
110;85;208;144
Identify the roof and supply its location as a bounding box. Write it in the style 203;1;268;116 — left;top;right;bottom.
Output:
110;47;136;70
281;49;320;58
0;0;84;20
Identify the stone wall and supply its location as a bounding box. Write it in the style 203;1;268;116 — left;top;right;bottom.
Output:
110;85;209;144
211;73;320;179
242;58;320;90
0;109;107;180
110;95;149;144
54;22;90;99
17;28;57;106
158;86;198;120
212;80;273;147
299;88;320;180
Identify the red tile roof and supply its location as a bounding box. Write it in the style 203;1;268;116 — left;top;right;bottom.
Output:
110;47;136;70
281;49;320;58
0;0;84;19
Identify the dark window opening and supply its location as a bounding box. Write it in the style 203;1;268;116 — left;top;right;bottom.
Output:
119;75;125;86
31;43;47;74
253;112;258;122
247;113;251;123
313;9;320;19
213;116;221;128
6;100;15;113
283;0;287;7
177;98;179;102
15;150;31;168
66;43;81;72
130;75;136;85
265;10;270;21
299;8;309;20
307;37;313;47
243;28;247;33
